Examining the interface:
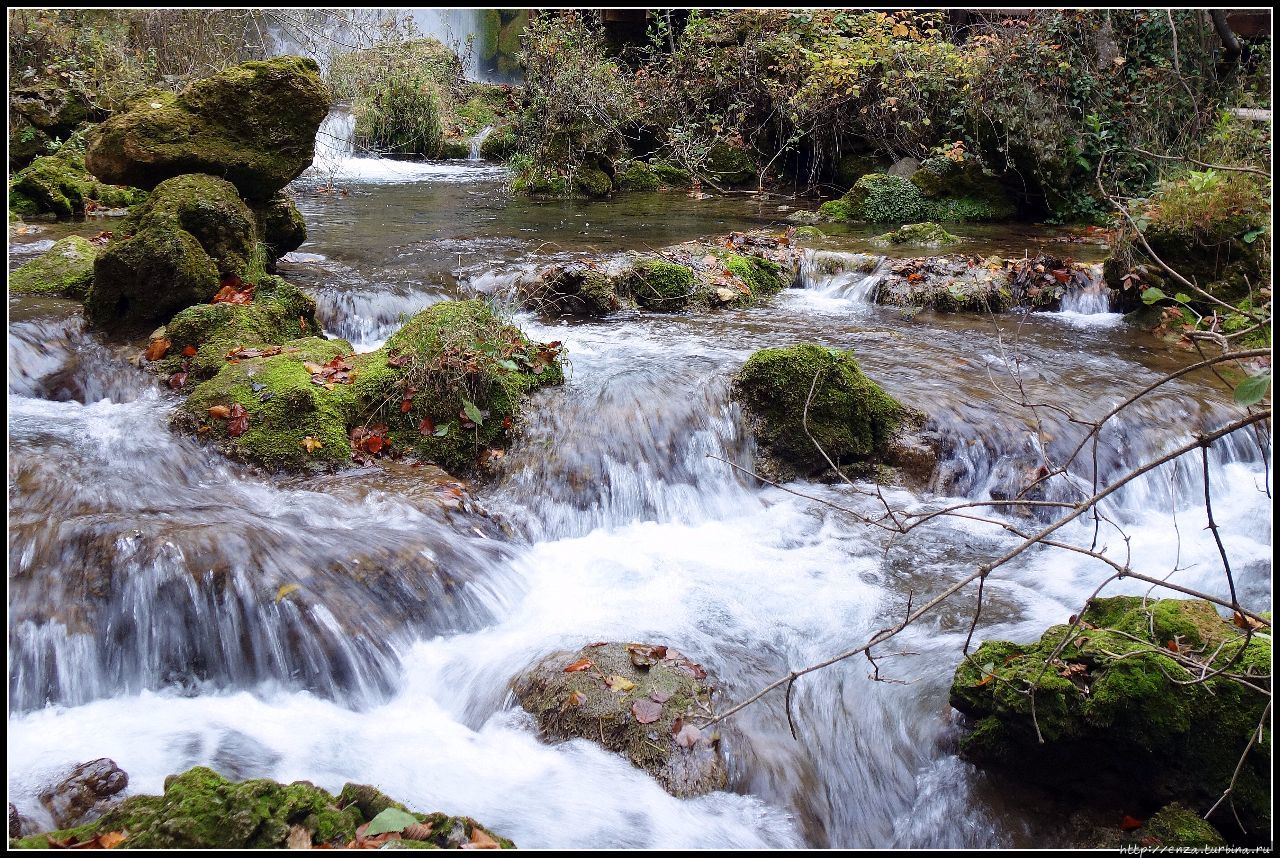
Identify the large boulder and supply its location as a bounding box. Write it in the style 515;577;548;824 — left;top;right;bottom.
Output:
819;166;1014;224
86;174;258;331
38;759;128;831
8;236;98;299
9;143;144;221
732;343;919;481
11;767;513;849
951;596;1271;840
85;57;329;199
514;642;728;797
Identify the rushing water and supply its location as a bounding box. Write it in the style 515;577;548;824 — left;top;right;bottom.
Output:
7;158;1271;846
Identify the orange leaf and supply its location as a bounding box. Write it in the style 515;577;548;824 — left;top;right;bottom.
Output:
144;338;170;361
208;405;231;419
97;831;127;849
563;658;592;673
1166;640;1179;653
300;436;323;453
182;345;198;357
464;828;500;849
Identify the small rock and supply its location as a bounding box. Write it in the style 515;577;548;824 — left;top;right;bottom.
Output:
38;758;129;830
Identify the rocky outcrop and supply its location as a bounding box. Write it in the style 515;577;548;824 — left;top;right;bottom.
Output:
514;642;728;797
951;596;1271;840
38;759;128;831
85;57;329;199
9;141;144;221
8;236;98;299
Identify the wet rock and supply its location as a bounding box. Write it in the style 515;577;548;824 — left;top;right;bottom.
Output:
514;642;728;797
887;156;920;178
8;236;98;299
909;152;1015;220
950;596;1271;839
874;254;1101;313
38;758;128;830
85;57;329;199
872;221;960;247
627;258;699;310
613;160;662;191
12;767;514;849
86;174;258;332
252;192;307;265
176;299;564;474
732;343;918;482
9;803;24;838
523;261;621;317
9;114;52;171
10;83;93;141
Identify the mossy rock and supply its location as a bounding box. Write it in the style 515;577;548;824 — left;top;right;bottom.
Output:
648;160;693;189
832;153;888;190
9;83;93;139
732;344;908;480
829;173;931;223
478;9;502;62
10;766;514;849
8;236;98;299
614;161;662;192
176;300;564;474
10;145;145;221
950;596;1271;839
572;165;613;198
626;259;699;311
9;115;52;171
85;57;329;200
522;262;622;317
86;174;262;331
439;138;472;160
252;193;307;262
514;642;728;797
872;222;960;247
1143;803;1226;847
705;142;757;187
479;125;517;161
158;276;321;382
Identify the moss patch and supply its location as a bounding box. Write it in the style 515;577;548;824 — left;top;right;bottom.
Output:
8;235;98;298
872;222;960;247
950;596;1271;838
648;160;693;189
626;259;698;311
10;142;144;221
732;343;907;480
614;161;662;192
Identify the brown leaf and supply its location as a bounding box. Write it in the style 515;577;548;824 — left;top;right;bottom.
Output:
649;690;671;703
208;405;232;419
303;362;325;375
400;398;413;413
167;371;188;390
228;403;250;438
673;720;702;749
563;657;593;673
387;350;409;368
418;417;436;435
286;825;312;849
144;338;170;361
631;697;663;724
181;344;198;358
97;831;127;849
463;827;501;849
626;643;668;669
402;823;434;841
561;690;586;711
1120;815;1143;831
1233;611;1264;631
1166;639;1179;653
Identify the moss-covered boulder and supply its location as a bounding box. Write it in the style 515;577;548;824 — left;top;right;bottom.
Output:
479;125;518;161
522;262;621;317
951;596;1271;839
155;276;321;382
175;299;564;474
821;173;930;223
572;165;613;198
648;160;694;189
514;642;728;798
9;83;93;140
872;222;960;247
873;254;1097;314
10;144;144;221
732;344;912;481
10;766;514;849
86;174;261;331
252;192;307;263
626;259;699;310
9;115;53;172
705;142;757;188
85;57;329;199
8;236;98;299
909;153;1015;220
613;160;662;192
832;153;889;190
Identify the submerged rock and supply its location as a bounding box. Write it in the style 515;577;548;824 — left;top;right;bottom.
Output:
732;343;922;482
872;222;960;247
8;236;98;299
85;57;329;199
86;174;259;331
38;759;128;831
175;299;564;474
11;767;513;849
950;596;1271;839
514;642;728;797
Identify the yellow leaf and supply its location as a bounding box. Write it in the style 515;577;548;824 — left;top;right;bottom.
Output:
275;583;301;603
300;436;323;454
604;675;636;692
98;832;127;849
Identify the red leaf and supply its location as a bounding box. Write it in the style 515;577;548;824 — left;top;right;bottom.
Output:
631;698;663;724
168;371;188;389
227;403;249;437
1120;815;1143;831
418;417;436;435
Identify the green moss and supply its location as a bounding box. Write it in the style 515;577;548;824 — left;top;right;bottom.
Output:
8;143;139;221
614;160;662;192
872;222;960;247
8;235;98;298
732;343;906;478
724;253;787;299
1143;803;1226;847
951;596;1271;836
128;174;257;279
817;197;855;221
479;125;517;161
841;173;931;223
253;192;307;261
572;165;613;197
87;225;221;332
833;153;887;190
478;9;502;61
524;263;621;317
627;259;699;311
793;225;825;239
648;160;693;189
85;56;329;199
705;142;757;187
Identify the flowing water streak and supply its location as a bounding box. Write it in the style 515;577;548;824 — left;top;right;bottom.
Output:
468;125;495;161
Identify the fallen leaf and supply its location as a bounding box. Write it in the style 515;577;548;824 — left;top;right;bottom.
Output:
182;345;198;357
649;690;671;703
275;583;300;602
563;658;593;673
463;828;500;849
631;698;663;724
402;822;434;841
228;403;250;438
208;405;231;419
1166;640;1179;653
604;675;636;693
561;690;586;710
673;719;702;749
1120;815;1143;831
144;338;170;361
97;831;126;849
627;643;668;669
1233;611;1264;631
418;417;436;435
365;807;420;837
286;825;312;849
301;436;323;453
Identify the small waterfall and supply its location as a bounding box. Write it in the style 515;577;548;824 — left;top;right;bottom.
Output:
799;250;887;302
1058;264;1113;315
469;125;495;161
311;107;355;175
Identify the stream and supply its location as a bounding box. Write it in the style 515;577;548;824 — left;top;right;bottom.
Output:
7;145;1272;847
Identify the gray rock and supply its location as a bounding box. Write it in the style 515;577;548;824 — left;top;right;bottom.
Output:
38;758;129;829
